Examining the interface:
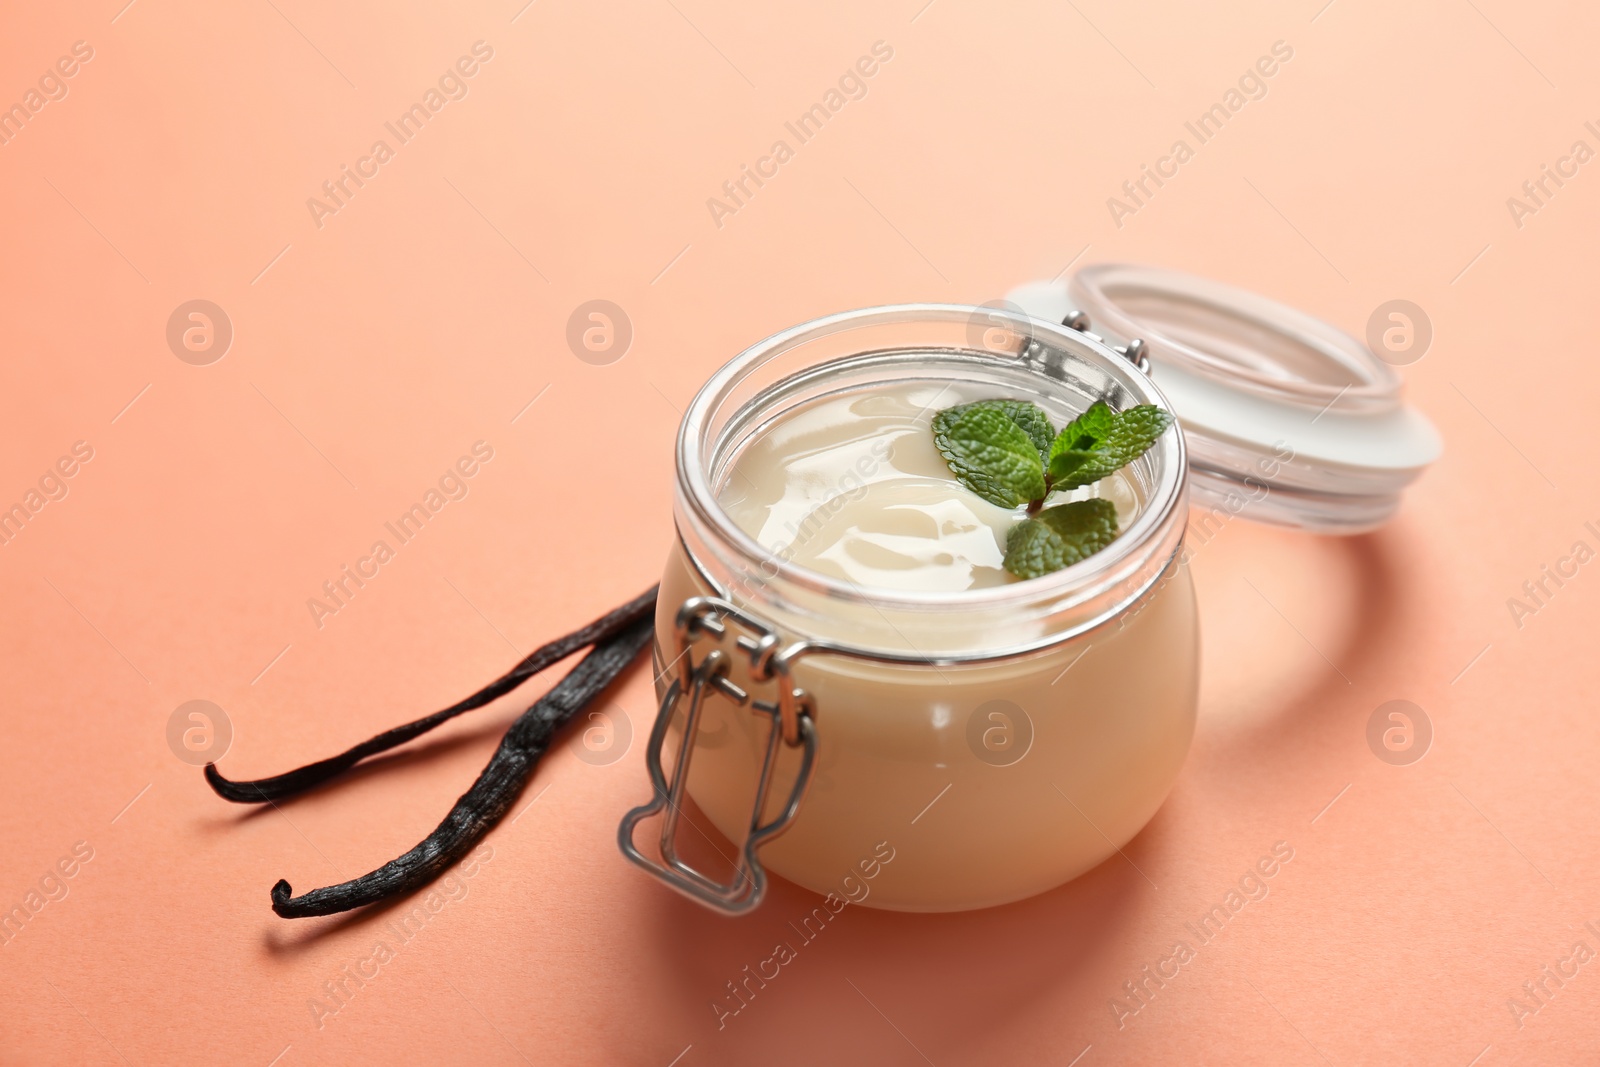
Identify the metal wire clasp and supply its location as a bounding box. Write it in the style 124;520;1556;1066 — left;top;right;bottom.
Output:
1060;311;1151;375
616;597;817;914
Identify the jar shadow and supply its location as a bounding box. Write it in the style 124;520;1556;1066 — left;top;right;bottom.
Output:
1188;521;1408;745
631;789;1164;1059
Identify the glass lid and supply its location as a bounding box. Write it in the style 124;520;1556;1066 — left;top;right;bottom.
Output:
1008;263;1441;533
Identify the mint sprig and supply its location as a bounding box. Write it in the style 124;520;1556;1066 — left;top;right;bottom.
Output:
930;397;1174;580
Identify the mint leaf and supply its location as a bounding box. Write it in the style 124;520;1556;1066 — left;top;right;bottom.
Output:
931;404;1046;508
1047;403;1174;489
1002;498;1119;579
957;399;1056;461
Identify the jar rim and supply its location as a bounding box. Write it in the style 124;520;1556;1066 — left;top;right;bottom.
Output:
674;304;1188;622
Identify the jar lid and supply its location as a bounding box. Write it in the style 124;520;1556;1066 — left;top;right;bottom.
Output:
1007;264;1441;534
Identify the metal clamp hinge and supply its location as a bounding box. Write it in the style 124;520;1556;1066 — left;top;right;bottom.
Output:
1061;311;1151;375
617;597;817;915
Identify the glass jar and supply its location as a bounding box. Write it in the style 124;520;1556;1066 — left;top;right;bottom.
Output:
618;266;1439;914
620;304;1196;913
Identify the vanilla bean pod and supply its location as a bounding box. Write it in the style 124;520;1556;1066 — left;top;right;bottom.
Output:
203;586;658;918
267;615;654;917
205;586;657;803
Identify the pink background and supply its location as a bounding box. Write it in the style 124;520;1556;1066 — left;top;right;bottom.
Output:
2;0;1598;1063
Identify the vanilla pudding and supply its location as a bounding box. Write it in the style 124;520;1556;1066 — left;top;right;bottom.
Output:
655;373;1198;911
